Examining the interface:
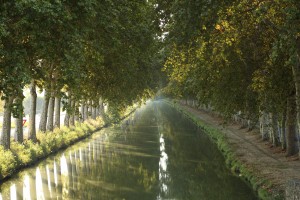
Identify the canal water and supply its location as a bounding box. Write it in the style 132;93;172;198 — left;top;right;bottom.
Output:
0;101;257;200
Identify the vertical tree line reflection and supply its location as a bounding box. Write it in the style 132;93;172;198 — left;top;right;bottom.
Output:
0;102;255;200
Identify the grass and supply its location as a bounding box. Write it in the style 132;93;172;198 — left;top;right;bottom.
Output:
165;99;285;200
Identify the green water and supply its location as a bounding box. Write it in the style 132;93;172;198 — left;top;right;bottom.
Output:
0;101;257;199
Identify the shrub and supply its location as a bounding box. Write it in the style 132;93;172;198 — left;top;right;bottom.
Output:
10;141;32;165
0;146;17;178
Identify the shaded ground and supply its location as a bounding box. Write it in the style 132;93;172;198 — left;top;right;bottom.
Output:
176;102;300;194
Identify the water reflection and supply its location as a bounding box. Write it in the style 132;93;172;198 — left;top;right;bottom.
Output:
0;101;257;199
46;166;52;198
35;168;44;200
158;134;169;199
9;184;16;200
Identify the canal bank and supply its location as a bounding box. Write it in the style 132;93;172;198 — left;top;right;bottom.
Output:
165;99;300;200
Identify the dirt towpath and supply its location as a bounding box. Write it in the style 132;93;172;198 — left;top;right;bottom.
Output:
175;102;300;197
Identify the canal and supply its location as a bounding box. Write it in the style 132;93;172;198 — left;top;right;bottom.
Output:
0;101;257;199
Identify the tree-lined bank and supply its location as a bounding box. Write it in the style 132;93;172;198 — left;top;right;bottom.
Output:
160;0;300;158
0;1;163;149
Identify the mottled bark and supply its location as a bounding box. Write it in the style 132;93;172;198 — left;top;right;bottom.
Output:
269;113;280;147
92;101;96;119
95;105;100;117
39;89;50;132
87;103;91;119
28;80;37;142
84;102;88;120
64;112;70;127
286;96;297;156
47;95;55;132
0;97;14;149
75;102;80;122
292;55;300;156
70;99;75;126
54;96;61;129
260;111;269;141
80;103;85;122
280;108;287;150
14;96;24;143
64;96;71;127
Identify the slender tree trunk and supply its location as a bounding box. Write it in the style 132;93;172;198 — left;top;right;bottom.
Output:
269;113;280;147
292;55;300;157
70;99;75;126
0;97;14;149
47;94;55;132
14;96;24;143
28;80;37;142
87;102;91;119
64;112;70;127
39;89;50;132
95;105;100;117
92;100;96;119
281;108;287;150
80;103;85;122
100;101;104;115
286;95;297;156
84;102;88;120
64;96;71;127
75;102;79;122
260;110;269;141
54;96;61;129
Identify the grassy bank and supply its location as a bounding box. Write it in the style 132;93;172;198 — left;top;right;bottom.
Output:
0;119;102;181
0;105;138;182
165;100;284;200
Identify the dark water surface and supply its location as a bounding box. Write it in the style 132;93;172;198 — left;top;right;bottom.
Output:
0;101;257;199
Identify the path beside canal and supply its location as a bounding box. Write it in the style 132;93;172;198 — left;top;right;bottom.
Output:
174;101;300;198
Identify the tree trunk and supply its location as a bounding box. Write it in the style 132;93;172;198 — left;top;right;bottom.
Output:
14;96;24;143
84;102;88;120
28;80;37;142
269;113;280;147
0;97;14;149
64;96;71;127
39;89;50;132
70;99;75;126
47;94;55;132
260;110;269;141
292;55;300;156
64;112;70;127
280;108;287;150
54;96;61;129
95;105;100;118
75;102;79;122
286;95;297;156
100;101;104;115
92;100;96;119
87;103;91;119
81;103;85;122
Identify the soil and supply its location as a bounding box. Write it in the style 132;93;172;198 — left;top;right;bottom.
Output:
176;102;300;194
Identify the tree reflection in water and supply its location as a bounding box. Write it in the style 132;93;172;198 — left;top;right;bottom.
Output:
0;101;257;200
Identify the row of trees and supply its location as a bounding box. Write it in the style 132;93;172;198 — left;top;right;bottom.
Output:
0;1;163;149
159;0;300;156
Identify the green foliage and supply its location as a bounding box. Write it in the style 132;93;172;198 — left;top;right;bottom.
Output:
0;146;17;178
159;0;300;124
